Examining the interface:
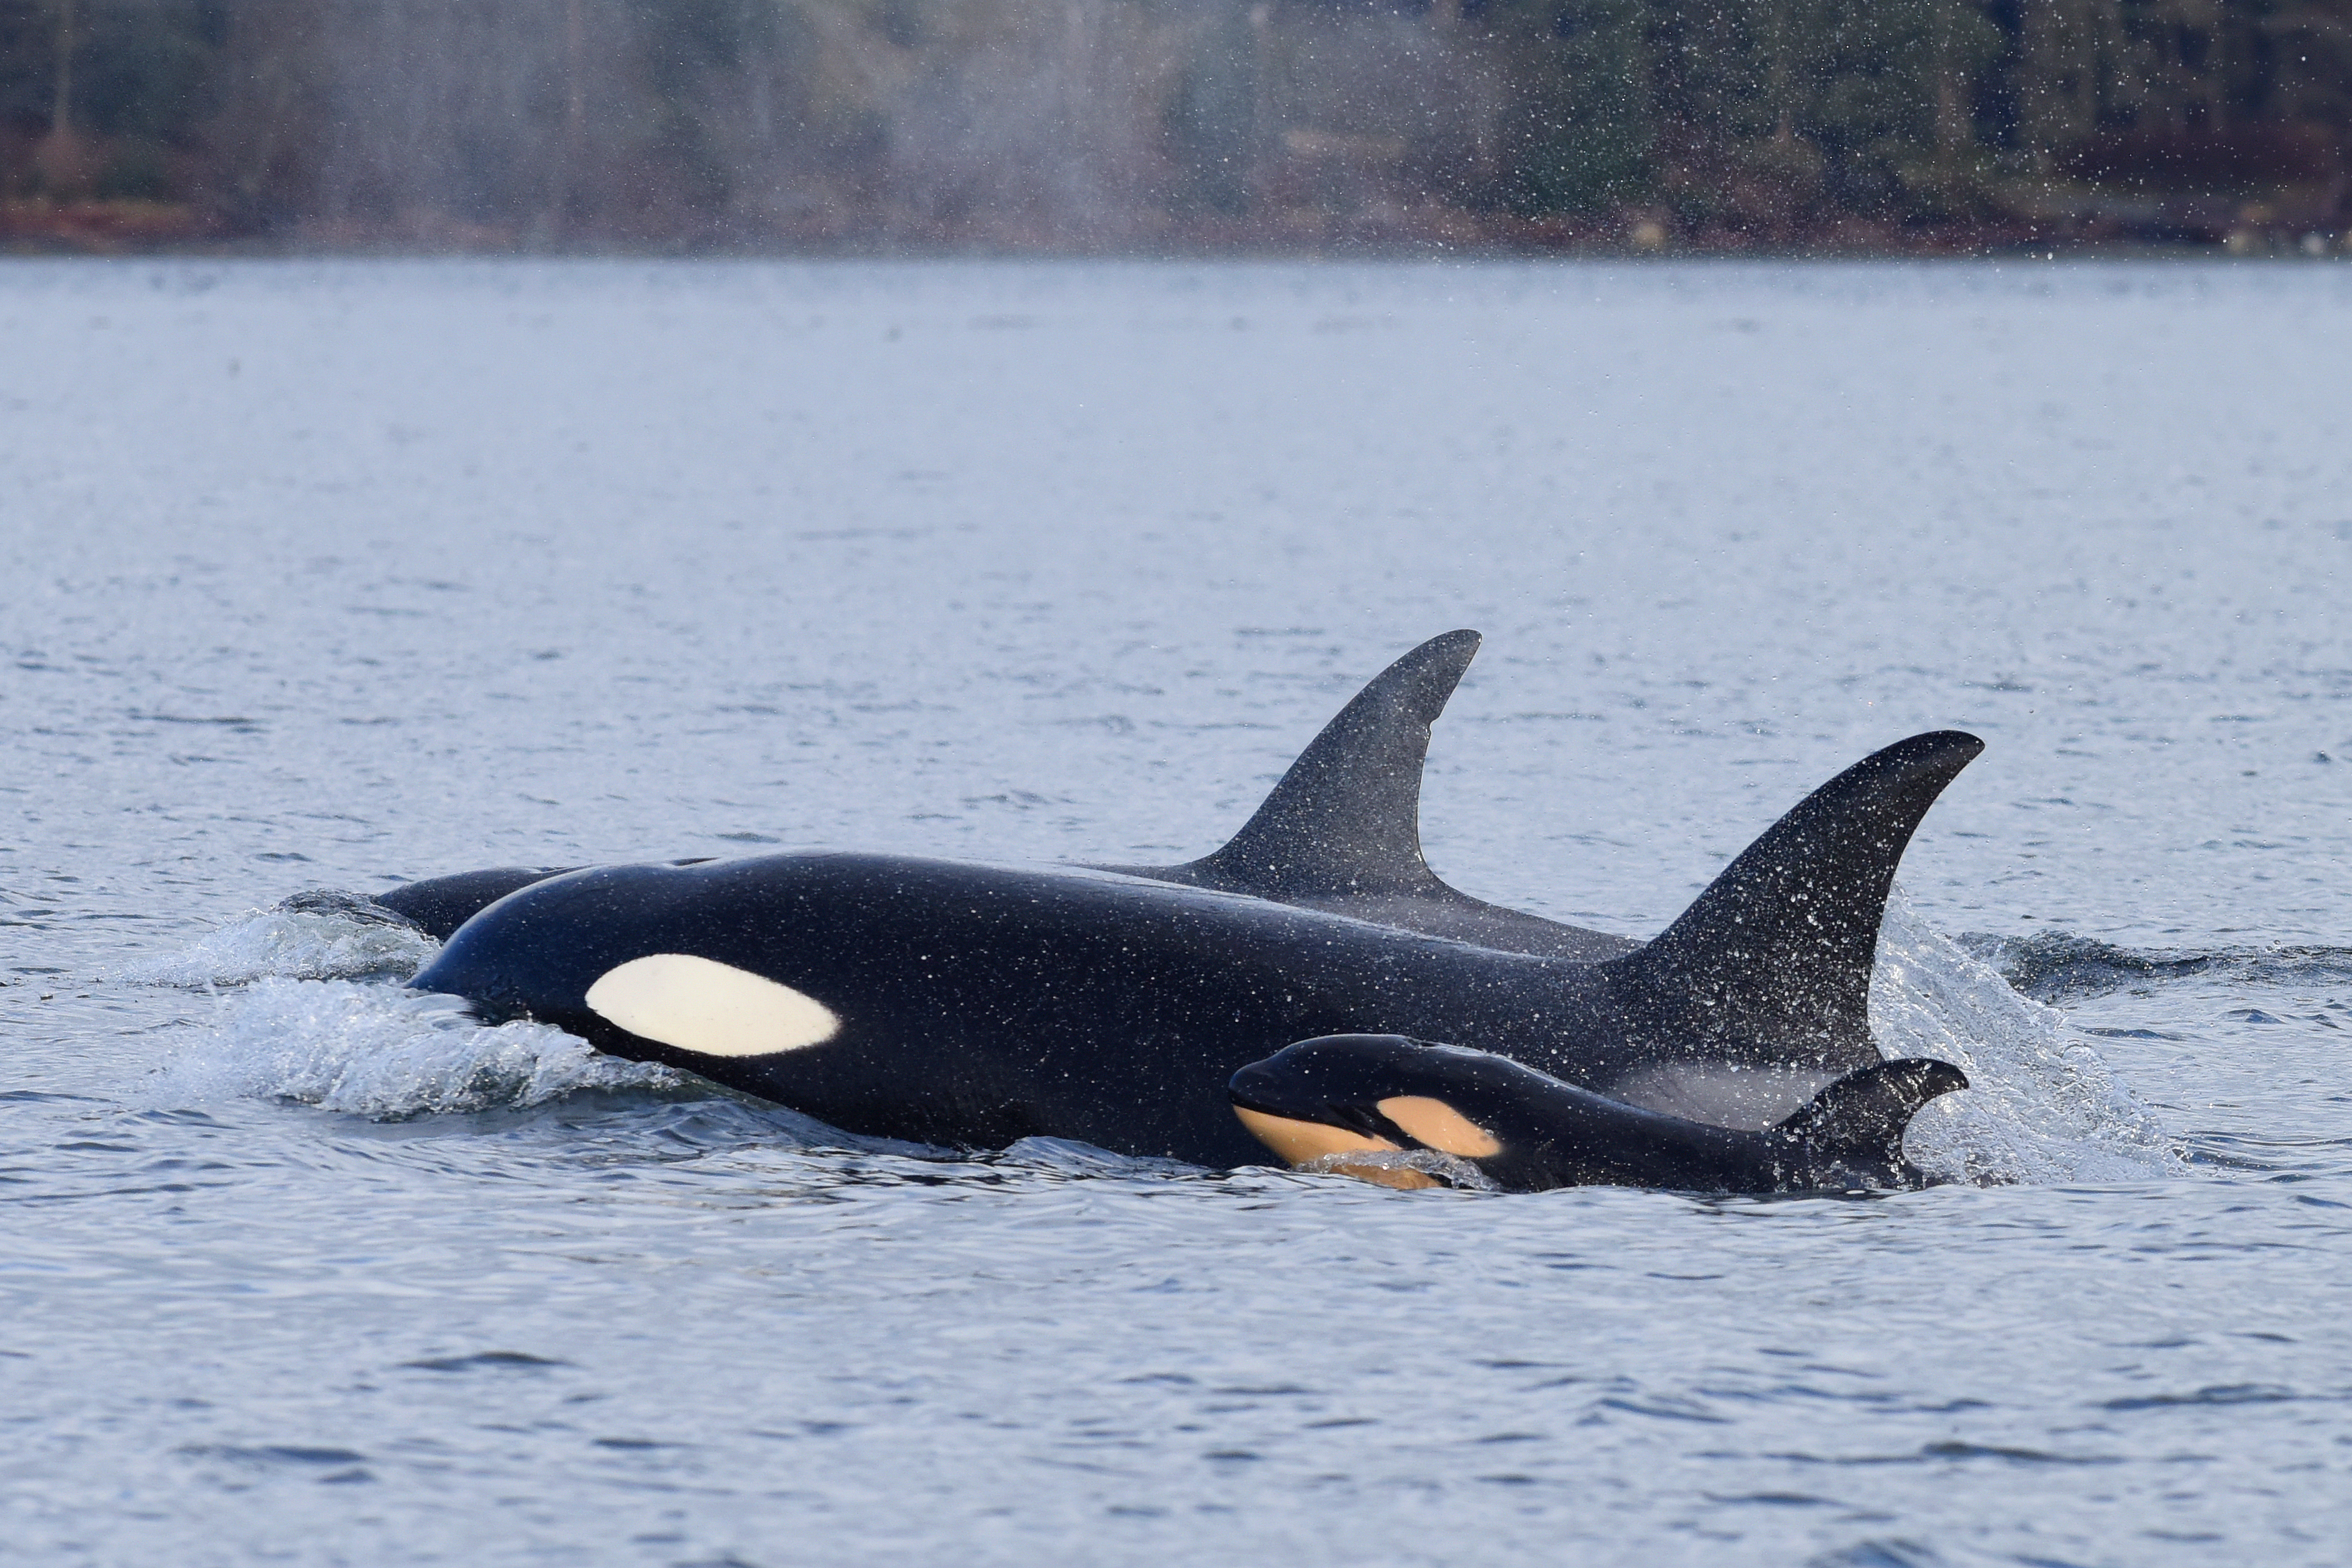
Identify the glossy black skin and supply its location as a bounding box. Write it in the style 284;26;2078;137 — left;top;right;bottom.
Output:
407;724;1986;1170
391;630;1984;1178
1229;1034;1970;1193
412;853;1676;1169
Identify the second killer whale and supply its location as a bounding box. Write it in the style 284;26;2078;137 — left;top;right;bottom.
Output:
384;632;1980;1187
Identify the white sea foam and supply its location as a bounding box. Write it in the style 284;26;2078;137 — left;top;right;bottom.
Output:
1298;1147;1498;1192
127;895;441;987
1874;891;2182;1185
154;978;678;1119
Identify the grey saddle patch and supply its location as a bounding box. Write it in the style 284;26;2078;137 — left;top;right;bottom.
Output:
1606;1063;1844;1131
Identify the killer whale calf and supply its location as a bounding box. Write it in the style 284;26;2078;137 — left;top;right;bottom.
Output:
1229;1035;1968;1193
372;631;1979;1189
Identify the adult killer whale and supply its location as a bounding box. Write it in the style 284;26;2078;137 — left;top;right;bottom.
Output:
386;632;1979;1187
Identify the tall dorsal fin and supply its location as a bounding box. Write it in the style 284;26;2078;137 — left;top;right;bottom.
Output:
1605;730;1984;1070
1106;632;1638;961
1119;630;1480;900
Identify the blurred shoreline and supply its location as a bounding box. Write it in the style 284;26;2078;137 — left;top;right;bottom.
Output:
5;194;2347;260
5;1;2347;262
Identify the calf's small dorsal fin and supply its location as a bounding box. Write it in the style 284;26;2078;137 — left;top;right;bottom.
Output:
1117;630;1480;900
1775;1057;1969;1172
1607;730;1984;1070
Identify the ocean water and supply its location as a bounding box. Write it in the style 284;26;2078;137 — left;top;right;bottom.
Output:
3;257;2349;1566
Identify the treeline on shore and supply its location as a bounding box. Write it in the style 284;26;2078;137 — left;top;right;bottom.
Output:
3;0;2349;254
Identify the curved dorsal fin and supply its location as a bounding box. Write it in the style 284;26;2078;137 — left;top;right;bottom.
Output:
1606;730;1985;1070
1114;630;1480;900
1105;632;1639;960
1773;1057;1970;1173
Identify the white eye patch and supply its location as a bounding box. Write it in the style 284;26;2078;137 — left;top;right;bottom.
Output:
584;953;842;1058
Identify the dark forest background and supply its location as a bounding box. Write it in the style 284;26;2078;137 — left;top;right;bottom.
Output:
3;0;2349;251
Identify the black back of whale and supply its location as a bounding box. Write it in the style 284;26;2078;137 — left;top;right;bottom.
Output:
397;633;1981;1170
376;868;577;940
374;634;1624;956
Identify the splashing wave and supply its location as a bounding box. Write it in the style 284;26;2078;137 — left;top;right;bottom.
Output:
127;891;440;987
1299;1146;1498;1191
155;978;679;1119
1876;893;2180;1186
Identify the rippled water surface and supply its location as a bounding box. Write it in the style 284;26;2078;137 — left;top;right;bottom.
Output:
5;258;2351;1566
